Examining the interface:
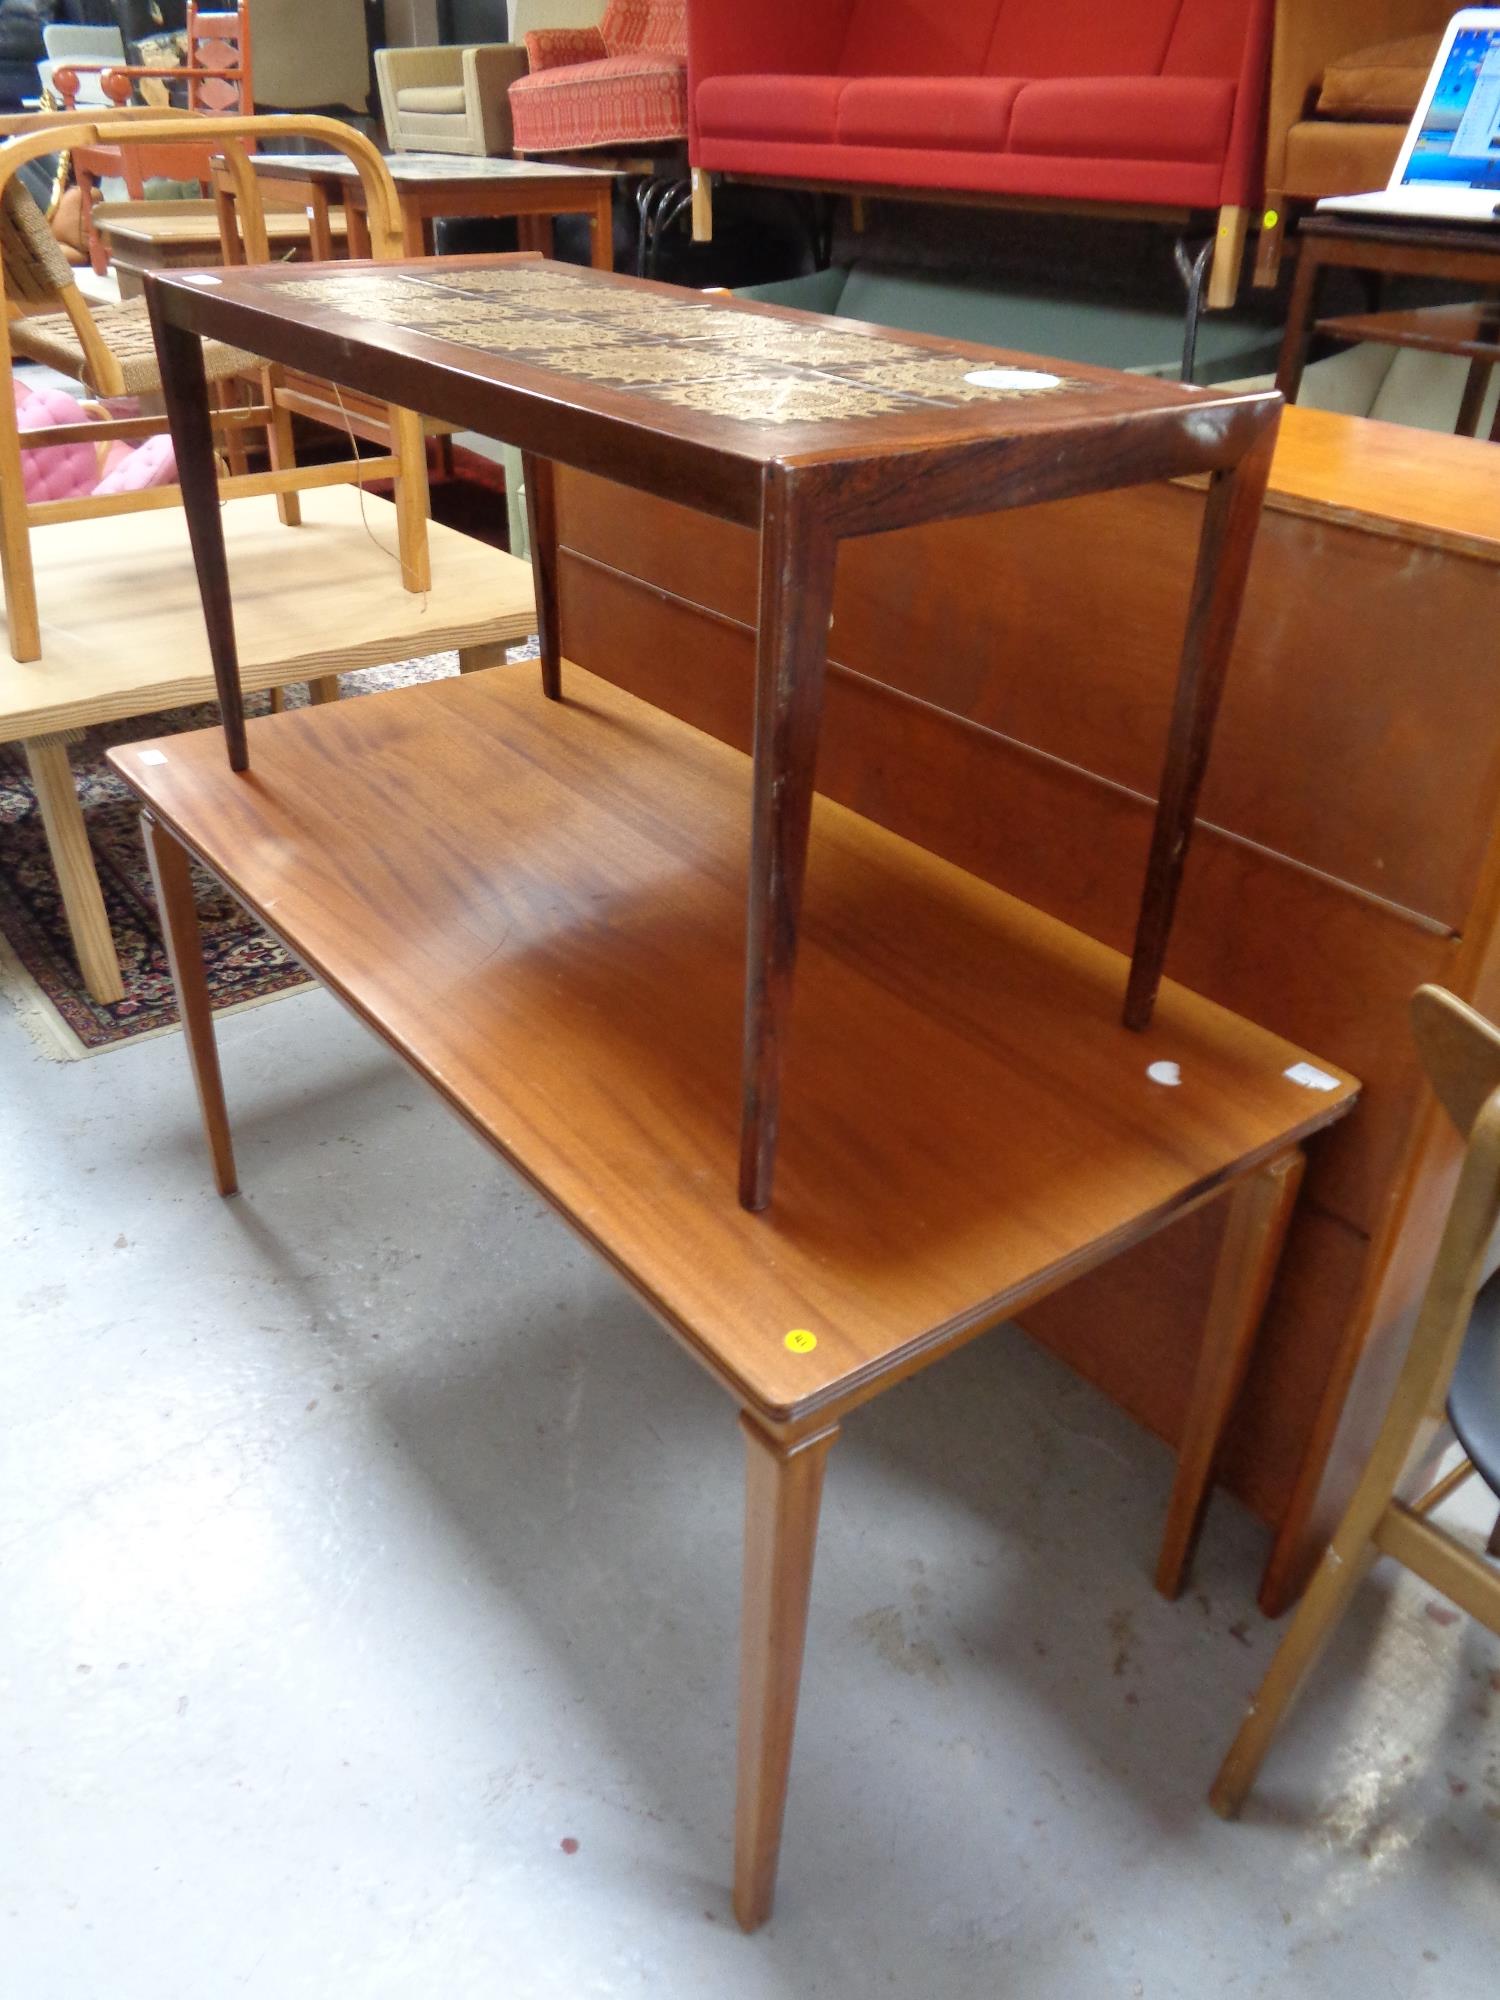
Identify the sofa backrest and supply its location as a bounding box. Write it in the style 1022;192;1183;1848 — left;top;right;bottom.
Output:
602;0;685;56
836;0;1261;80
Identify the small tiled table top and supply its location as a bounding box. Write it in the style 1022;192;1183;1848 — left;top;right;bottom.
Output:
268;260;1100;426
155;255;1263;471
250;152;615;188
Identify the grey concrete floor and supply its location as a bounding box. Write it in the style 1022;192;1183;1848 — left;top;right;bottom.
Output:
4;983;1499;1997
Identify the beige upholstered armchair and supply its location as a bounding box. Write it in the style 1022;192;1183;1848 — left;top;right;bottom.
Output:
376;42;530;155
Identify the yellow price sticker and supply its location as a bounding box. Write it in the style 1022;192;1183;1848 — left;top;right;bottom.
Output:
1263;208;1280;229
784;1329;818;1354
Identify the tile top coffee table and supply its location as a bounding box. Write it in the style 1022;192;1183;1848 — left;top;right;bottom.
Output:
239;152;616;267
143;253;1283;1210
110;660;1357;1929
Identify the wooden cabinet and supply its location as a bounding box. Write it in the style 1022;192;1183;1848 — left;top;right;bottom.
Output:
550;404;1500;1610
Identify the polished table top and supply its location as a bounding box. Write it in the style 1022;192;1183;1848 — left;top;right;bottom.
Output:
109;664;1357;1425
147;254;1278;524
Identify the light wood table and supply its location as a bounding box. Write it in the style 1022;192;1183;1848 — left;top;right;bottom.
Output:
0;489;537;1003
143;253;1282;1213
93;198;347;298
111;661;1358;1928
238;153;617;268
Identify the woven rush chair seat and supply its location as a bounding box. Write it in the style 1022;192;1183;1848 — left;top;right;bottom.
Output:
9;298;257;395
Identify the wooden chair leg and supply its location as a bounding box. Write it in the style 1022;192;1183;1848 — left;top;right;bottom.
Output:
216;379;249;478
264;366;302;528
1252;196;1286;289
691;167;713;243
24;734;123;1004
1487;1512;1500;1560
0;354;42;661
457;641;508;674
1206;205;1248;311
734;1414;838;1932
140;810;238;1198
389;403;432;593
1156;1149;1305;1597
308;676;340;705
1210;1391;1450;1818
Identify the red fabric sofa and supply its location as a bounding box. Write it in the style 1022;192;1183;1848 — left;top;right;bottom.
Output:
688;0;1274;301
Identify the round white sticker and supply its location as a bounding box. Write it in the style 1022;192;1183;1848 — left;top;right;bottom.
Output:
963;367;1063;392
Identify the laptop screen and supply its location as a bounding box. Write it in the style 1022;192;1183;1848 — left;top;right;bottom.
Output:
1402;23;1500;187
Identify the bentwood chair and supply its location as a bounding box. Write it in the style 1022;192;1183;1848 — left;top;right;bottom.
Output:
0;110;432;667
1212;984;1500;1816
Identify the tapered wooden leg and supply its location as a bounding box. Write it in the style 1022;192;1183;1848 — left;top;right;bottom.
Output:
739;481;839;1211
141;811;237;1198
1156;1149;1305;1598
144;294;246;770
1252;194;1286;289
308;676;340;704
1123;419;1277;1031
1455;357;1494;440
734;1414;838;1932
24;734;123;1004
389;404;432;593
522;452;561;701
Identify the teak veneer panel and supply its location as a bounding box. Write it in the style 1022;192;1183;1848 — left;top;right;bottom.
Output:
0;489;539;745
109;664;1354;1426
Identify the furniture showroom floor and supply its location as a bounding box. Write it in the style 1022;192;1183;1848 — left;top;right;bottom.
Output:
5;982;1498;1997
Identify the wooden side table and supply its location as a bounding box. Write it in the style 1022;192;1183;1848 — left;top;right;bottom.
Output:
142;253;1282;1212
1276;215;1500;426
230;152;617;270
110;660;1358;1929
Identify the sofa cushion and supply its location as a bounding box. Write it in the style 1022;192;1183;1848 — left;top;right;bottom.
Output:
1010;76;1235;162
396;85;468;113
510;52;687;152
837;77;1023;151
1316;33;1442;123
696;73;845;143
1282;118;1407;199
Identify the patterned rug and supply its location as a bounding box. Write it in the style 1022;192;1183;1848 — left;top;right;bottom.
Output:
0;652;510;1058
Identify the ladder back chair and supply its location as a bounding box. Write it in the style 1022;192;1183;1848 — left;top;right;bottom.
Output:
1212;983;1500;1815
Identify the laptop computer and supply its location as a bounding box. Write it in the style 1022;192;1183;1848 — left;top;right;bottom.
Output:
1319;7;1500;222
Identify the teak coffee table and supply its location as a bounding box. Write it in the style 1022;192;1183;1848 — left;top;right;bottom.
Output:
237;153;616;268
111;663;1358;1929
143;254;1282;1210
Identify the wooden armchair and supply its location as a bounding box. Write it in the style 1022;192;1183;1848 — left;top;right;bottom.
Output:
0;111;430;665
1214;985;1500;1815
55;4;253;272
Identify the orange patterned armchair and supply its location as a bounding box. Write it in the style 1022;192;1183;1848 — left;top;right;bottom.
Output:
510;0;687;155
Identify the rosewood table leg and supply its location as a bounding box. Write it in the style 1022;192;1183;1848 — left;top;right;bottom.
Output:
1155;1148;1304;1598
1123;419;1278;1031
739;482;839;1211
734;1414;838;1932
141;811;238;1198
522;452;562;701
1455;356;1494;439
144;289;247;771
